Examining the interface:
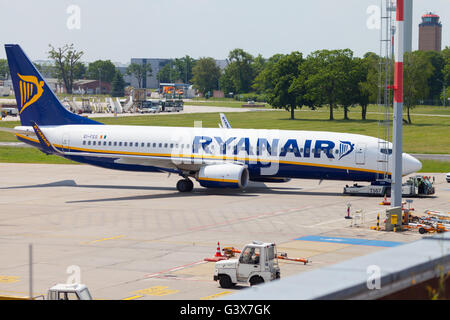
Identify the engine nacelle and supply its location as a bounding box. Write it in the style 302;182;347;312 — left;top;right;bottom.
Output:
197;164;249;189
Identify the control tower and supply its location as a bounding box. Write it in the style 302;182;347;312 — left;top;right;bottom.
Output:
419;13;442;52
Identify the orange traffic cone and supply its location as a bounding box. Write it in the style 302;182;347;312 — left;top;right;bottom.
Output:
380;193;391;205
214;242;223;257
204;241;228;262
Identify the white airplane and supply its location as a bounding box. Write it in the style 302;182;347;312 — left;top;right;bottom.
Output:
4;44;422;192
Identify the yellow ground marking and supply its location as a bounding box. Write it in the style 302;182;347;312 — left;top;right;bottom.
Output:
0;276;20;284
132;286;179;297
201;291;232;300
122;295;144;300
82;235;125;245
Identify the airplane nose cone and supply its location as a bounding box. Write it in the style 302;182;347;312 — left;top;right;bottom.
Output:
402;154;422;175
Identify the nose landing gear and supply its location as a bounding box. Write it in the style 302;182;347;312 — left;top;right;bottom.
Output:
176;179;194;192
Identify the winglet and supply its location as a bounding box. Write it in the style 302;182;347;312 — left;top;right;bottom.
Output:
219;113;232;129
30;121;58;154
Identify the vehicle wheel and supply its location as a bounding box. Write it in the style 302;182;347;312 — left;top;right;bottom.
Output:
176;179;193;192
419;227;427;234
219;275;233;289
249;276;264;286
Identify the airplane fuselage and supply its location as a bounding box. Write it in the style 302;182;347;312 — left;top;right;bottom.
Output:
17;124;408;182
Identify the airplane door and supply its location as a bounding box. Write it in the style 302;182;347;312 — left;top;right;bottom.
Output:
62;134;70;153
355;145;365;165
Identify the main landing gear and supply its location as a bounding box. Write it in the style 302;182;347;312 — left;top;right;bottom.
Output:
176;178;194;192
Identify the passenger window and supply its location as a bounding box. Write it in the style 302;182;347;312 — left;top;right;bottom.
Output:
170;143;173;148
119;142;122;146
135;142;139;147
83;141;86;145
124;142;128;147
142;143;145;147
153;143;156;148
103;141;107;146
109;141;112;146
93;141;96;146
113;142;117;146
164;143;168;148
159;143;162;148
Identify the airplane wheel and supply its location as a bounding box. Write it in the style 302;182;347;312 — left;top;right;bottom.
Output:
177;179;193;192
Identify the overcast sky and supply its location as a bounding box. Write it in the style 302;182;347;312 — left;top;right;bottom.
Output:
0;0;448;63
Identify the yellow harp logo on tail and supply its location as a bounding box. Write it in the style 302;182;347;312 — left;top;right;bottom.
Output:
17;73;44;114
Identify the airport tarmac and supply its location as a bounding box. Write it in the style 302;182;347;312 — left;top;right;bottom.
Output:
0;163;448;300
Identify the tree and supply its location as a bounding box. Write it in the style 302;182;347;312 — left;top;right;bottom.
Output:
422;51;445;102
357;53;379;120
73;62;86;80
126;63;152;88
221;49;255;94
266;52;304;120
175;56;196;84
403;51;434;124
192;57;221;96
157;56;196;84
303;49;353;120
111;71;125;97
252;54;283;94
336;52;359;120
48;44;84;94
86;60;117;83
157;61;180;83
0;59;9;79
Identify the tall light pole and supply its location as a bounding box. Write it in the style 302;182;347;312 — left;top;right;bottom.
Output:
403;0;413;53
391;0;404;207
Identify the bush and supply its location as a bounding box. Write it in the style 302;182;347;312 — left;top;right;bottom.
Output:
233;93;267;103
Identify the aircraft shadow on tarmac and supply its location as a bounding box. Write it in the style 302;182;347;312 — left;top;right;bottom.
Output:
1;179;344;203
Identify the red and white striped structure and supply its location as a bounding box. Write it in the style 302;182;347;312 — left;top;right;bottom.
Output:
394;0;404;105
391;0;404;207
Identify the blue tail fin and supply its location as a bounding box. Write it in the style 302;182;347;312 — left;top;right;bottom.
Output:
5;44;102;126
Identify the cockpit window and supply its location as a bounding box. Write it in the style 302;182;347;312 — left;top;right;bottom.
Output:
380;148;392;155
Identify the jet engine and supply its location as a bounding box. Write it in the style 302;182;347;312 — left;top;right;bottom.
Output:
197;164;249;189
